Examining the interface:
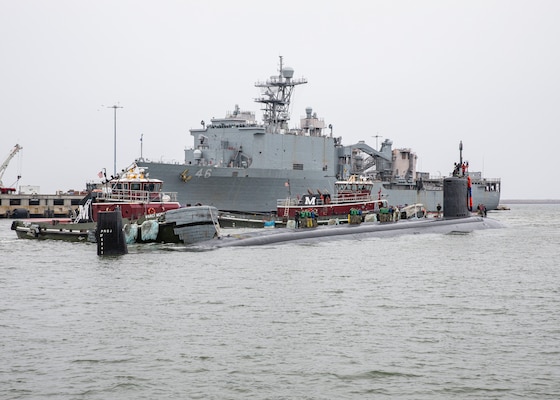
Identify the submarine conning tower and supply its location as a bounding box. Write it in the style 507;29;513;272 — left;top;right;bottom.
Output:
96;210;128;256
443;177;469;218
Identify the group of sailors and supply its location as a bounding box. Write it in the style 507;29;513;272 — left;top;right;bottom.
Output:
294;209;318;228
453;161;469;177
477;203;488;217
378;205;401;222
292;201;437;227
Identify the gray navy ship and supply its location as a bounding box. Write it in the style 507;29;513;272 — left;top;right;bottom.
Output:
137;57;501;214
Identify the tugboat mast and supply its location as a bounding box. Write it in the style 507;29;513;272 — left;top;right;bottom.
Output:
254;56;307;133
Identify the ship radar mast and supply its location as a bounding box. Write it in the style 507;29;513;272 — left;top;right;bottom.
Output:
254;56;308;133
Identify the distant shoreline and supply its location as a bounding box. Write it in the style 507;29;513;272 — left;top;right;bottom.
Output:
500;199;560;204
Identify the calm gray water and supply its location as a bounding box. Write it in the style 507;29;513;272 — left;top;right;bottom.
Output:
1;204;559;399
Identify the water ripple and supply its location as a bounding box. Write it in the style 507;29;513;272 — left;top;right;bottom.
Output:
1;205;560;399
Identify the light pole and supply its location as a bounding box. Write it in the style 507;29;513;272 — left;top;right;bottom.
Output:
372;133;383;150
108;104;123;176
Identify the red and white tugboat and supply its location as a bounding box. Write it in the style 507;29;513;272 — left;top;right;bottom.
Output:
90;163;181;222
277;175;387;219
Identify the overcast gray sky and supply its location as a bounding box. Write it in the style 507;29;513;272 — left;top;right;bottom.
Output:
1;0;559;199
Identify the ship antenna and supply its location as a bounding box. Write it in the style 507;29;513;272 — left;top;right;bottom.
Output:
254;57;308;133
459;140;463;166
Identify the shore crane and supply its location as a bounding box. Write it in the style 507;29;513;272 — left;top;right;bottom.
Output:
0;144;23;194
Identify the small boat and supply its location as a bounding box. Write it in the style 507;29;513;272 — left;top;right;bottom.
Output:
11;218;96;242
277;175;386;221
123;205;221;245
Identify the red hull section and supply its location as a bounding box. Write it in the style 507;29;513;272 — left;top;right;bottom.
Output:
91;202;180;222
278;200;382;219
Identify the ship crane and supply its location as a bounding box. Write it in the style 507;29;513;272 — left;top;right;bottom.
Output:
0;144;23;194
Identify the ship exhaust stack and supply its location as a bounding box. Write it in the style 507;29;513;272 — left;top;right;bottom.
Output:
96;210;128;256
443;177;469;218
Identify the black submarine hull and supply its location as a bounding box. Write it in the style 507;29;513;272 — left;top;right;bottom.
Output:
198;215;503;248
193;176;503;248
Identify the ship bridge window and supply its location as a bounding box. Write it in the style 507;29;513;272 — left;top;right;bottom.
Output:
29;199;40;206
71;199;81;205
131;183;141;191
10;199;21;206
293;163;304;170
144;183;156;192
53;199;64;206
